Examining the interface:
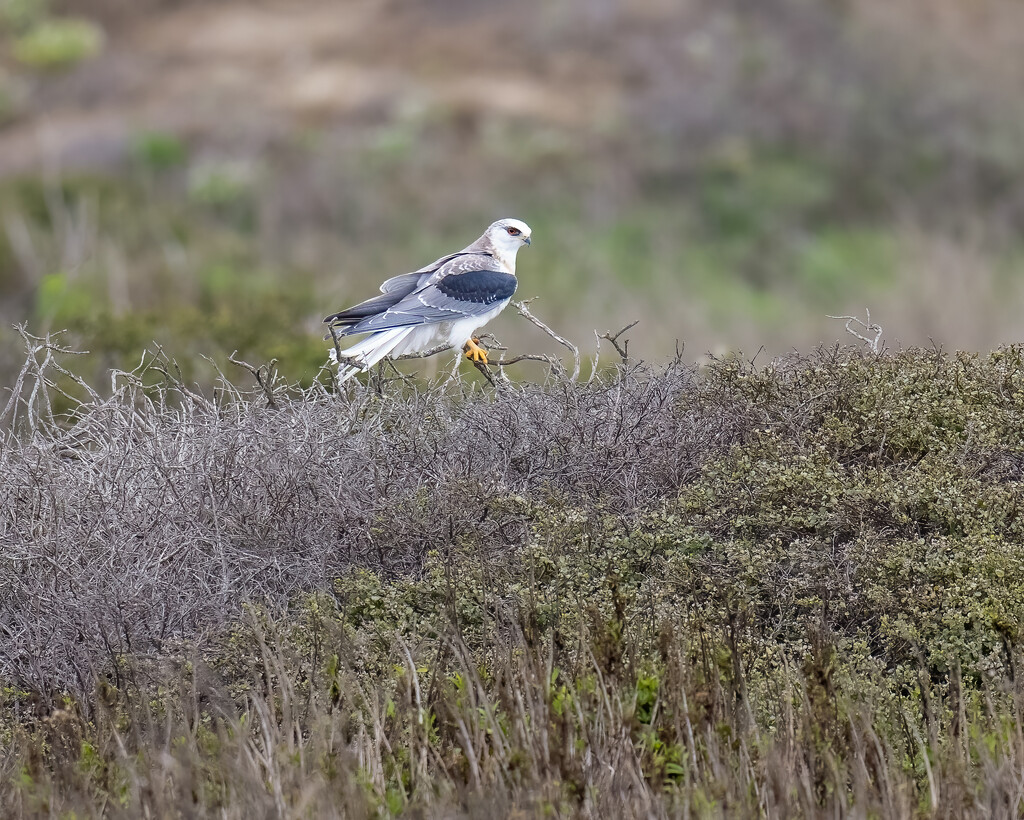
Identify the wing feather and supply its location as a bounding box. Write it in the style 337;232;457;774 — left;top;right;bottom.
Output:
422;252;500;285
378;271;426;294
342;269;517;334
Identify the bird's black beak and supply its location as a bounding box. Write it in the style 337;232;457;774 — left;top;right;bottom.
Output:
524;236;531;245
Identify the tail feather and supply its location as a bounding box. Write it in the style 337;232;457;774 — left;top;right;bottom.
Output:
332;328;414;384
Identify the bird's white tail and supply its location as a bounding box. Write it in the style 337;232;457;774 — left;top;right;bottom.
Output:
332;327;415;384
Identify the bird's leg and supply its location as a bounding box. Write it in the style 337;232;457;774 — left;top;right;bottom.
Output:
463;337;489;365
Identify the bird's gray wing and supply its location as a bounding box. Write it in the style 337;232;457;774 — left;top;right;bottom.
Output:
323;274;425;332
343;269;517;334
406;249;470;276
379;271;427;294
421;252;499;286
327;251;490;326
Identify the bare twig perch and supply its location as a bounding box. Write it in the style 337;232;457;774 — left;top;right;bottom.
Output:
827;309;883;353
327;324;345;369
229;351;280;407
503;298;581;380
395;344;455;362
599;321;639;365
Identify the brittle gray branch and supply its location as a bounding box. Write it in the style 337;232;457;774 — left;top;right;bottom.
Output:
2;325;95;435
826;309;883;353
394;344;454;361
599;321;639;365
326;324;344;367
229;350;280;408
511;298;581;380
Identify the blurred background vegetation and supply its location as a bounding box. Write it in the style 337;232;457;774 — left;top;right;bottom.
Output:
2;0;1024;387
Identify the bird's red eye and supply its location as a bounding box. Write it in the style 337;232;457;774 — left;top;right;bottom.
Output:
507;227;521;236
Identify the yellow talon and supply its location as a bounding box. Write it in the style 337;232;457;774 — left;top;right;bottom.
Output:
463;337;489;364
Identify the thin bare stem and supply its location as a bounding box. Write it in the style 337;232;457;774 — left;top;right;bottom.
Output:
511;298;581;380
600;321;639;365
229;351;280;408
827;309;883;353
394;344;454;361
2;325;93;436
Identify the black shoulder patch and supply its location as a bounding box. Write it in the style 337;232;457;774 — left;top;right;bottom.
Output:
434;270;517;305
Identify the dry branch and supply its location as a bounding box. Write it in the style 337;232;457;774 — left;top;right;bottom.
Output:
507;298;581;380
229;350;280;407
827;309;883;353
1;325;95;436
599;321;640;365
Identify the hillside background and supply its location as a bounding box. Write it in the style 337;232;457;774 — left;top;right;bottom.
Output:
2;0;1024;384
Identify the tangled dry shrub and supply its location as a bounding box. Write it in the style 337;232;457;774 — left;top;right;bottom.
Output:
0;329;734;697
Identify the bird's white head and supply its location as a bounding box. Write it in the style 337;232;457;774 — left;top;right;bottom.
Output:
481;218;532;271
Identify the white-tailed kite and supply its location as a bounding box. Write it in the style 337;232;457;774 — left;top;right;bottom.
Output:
324;218;532;382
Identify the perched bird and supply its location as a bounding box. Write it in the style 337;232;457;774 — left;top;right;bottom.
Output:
324;218;532;382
